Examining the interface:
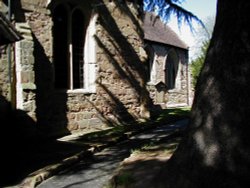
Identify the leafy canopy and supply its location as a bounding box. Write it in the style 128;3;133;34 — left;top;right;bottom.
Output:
191;41;209;88
143;0;205;31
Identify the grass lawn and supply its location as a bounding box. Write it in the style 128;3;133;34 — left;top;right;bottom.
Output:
76;107;191;145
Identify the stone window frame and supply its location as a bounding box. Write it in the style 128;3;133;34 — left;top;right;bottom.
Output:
52;2;97;94
164;48;181;91
144;43;156;84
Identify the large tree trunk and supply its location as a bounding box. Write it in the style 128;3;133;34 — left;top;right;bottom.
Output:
156;0;250;187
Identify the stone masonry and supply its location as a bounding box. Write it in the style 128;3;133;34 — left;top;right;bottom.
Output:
0;0;190;139
4;0;154;138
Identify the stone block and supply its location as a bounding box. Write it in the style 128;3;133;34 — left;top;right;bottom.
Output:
78;119;90;129
22;83;36;90
21;71;35;83
67;122;79;131
23;100;35;112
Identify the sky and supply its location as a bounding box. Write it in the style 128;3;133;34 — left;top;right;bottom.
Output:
181;0;217;21
167;0;217;59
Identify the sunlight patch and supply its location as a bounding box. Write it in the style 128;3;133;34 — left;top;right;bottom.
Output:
204;143;219;166
194;130;220;166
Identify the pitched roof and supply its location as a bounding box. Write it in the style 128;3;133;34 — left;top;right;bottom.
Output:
0;12;22;46
143;12;188;50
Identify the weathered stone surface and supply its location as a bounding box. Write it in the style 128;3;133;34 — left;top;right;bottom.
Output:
0;0;189;138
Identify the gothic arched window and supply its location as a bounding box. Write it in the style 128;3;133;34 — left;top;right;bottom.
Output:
52;3;97;92
165;49;179;90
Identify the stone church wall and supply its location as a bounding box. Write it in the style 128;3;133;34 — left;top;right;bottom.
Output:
146;43;190;108
1;0;189;139
10;0;154;137
0;45;11;101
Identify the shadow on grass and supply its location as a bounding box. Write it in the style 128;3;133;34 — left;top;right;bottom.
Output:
0;107;190;187
70;107;191;146
156;107;191;123
106;135;184;188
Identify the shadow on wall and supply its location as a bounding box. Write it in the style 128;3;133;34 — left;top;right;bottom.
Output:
98;81;136;125
10;0;69;137
32;33;70;138
9;0;162;140
31;0;161;135
0;95;38;185
0;95;83;187
12;0;26;22
0;96;41;142
93;0;160;125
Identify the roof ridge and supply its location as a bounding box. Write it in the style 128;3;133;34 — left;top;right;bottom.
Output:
143;11;189;50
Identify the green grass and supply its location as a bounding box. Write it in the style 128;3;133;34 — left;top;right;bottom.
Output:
156;107;191;123
76;107;191;143
116;172;135;186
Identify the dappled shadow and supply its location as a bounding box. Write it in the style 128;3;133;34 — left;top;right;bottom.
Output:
59;111;189;151
0;140;87;187
113;0;144;38
0;95;86;187
109;159;168;188
0;1;172;186
98;82;136;124
152;9;250;186
36;120;188;188
93;0;158;125
0;5;71;186
105;133;184;188
11;0;160;134
0;96;86;187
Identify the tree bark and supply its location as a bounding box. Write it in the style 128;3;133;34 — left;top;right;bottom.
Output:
156;0;250;187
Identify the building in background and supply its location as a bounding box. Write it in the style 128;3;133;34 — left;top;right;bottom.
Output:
144;12;190;108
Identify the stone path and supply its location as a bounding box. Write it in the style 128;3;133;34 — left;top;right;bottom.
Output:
37;119;188;188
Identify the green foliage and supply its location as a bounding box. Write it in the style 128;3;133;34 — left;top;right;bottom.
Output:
144;0;205;30
115;172;135;186
78;107;190;145
156;107;191;122
191;41;209;88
